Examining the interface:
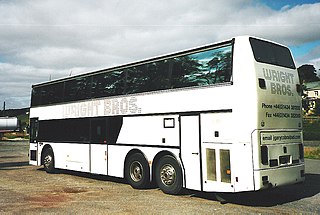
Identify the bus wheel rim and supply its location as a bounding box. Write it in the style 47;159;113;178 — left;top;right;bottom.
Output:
130;161;143;182
44;155;52;168
160;164;176;186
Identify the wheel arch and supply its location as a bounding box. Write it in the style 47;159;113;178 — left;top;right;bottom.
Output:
123;149;148;177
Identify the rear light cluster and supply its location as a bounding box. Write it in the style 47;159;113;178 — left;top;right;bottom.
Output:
261;145;268;165
299;143;304;160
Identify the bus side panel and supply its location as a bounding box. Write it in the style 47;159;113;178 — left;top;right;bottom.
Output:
90;144;108;175
49;143;90;172
232;142;255;192
201;112;235;192
109;114;180;178
117;115;180;147
200;112;255;192
107;145;129;178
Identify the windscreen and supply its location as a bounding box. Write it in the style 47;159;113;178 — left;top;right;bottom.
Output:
250;38;295;69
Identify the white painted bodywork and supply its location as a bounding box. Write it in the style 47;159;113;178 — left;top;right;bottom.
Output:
29;36;304;193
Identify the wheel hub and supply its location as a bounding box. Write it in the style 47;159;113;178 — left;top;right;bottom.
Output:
44;155;52;168
130;161;143;182
160;164;176;186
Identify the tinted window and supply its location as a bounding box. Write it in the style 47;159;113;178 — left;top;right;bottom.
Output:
31;82;64;106
172;45;232;88
29;118;39;143
31;88;41;107
65;76;92;102
250;38;295;69
125;60;171;94
38;118;90;142
37;116;123;144
31;42;233;107
91;70;125;98
89;117;123;144
91;119;107;143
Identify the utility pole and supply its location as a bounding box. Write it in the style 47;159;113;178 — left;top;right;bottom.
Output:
2;101;5;116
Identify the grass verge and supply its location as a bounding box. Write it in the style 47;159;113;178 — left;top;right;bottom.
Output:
304;147;320;159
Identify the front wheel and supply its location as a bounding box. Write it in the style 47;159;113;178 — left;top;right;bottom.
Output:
43;147;56;173
155;155;183;195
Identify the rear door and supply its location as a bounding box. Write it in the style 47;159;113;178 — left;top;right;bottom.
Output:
29;118;39;165
180;115;202;191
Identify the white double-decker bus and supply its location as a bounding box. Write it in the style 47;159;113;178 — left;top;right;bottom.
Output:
29;36;304;194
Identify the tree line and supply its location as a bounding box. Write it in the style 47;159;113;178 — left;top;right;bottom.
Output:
298;64;320;116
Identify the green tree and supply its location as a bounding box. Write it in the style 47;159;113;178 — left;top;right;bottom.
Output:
171;56;202;87
298;64;319;83
207;51;232;83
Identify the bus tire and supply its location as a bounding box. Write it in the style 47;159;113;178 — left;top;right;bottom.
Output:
43;147;56;174
155;155;182;195
125;153;150;189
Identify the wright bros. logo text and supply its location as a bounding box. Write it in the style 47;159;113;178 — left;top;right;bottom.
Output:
62;96;141;118
263;68;295;96
104;97;141;115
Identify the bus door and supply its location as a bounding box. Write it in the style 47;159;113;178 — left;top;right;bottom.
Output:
29;117;39;166
90;119;108;175
180;115;202;191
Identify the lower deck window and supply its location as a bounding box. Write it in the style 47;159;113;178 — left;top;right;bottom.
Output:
37;116;123;144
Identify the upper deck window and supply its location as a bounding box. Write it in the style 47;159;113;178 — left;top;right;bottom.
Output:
31;42;233;107
250;38;295;69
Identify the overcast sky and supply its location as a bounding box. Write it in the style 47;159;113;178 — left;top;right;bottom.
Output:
1;0;320;109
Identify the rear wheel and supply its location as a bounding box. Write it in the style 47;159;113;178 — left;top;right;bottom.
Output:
43;148;55;173
155;155;182;195
125;153;150;189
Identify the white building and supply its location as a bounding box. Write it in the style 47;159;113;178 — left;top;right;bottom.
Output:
305;81;320;99
303;81;320;116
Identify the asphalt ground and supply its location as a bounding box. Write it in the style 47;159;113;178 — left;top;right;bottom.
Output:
0;141;319;214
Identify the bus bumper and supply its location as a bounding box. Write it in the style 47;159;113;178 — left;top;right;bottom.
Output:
254;164;305;190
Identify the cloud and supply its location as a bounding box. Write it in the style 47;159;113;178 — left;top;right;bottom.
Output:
295;45;320;70
0;63;48;108
0;0;319;108
215;3;320;45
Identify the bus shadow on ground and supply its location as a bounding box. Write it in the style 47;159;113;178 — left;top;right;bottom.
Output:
194;173;320;206
36;168;320;206
37;167;128;186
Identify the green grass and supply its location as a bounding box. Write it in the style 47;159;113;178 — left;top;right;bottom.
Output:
3;132;28;139
304;147;320;159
